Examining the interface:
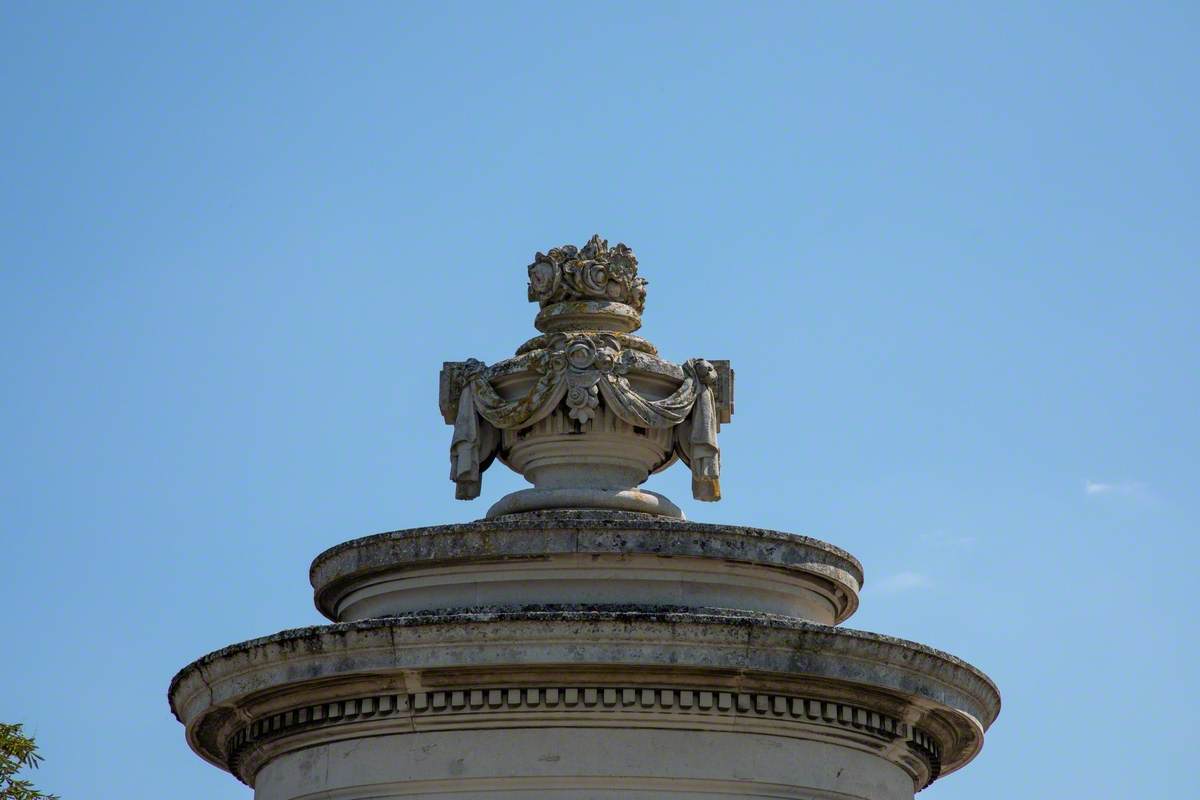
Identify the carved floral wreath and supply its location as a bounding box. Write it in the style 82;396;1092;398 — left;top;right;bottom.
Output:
527;235;648;313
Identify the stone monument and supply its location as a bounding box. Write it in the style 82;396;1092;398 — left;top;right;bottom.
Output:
169;235;999;799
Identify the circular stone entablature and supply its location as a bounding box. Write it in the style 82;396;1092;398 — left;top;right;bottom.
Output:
308;511;863;626
168;610;1000;794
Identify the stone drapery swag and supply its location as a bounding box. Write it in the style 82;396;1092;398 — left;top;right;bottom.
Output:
449;357;721;501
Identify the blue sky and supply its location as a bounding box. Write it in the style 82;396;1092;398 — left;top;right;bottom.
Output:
2;2;1196;798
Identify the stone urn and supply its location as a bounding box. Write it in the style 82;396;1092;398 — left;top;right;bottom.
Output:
440;234;732;518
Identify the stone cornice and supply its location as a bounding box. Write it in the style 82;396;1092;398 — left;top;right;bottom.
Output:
168;608;998;788
310;512;864;591
309;512;864;624
227;683;943;789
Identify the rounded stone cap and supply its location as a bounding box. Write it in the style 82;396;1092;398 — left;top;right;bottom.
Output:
486;488;684;518
309;511;864;625
168;609;1000;789
534;300;642;333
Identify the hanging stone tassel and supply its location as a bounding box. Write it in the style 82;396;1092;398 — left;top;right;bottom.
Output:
686;358;722;501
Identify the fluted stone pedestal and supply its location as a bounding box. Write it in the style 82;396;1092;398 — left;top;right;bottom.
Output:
169;512;999;800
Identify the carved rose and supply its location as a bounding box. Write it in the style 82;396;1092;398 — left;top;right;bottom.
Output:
532;349;568;374
528;260;560;301
525;235;648;313
566;341;595;370
631;280;647;309
580;263;609;295
566;384;600;423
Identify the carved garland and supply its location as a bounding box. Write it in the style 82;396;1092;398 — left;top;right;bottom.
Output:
449;334;722;503
226;685;941;788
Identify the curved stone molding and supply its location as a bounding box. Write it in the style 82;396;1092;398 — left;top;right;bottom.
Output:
486;488;684;519
168;609;998;794
500;402;675;478
309;512;863;624
516;331;659;358
227;684;942;789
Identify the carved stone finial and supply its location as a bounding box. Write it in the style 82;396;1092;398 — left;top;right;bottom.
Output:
442;236;733;518
527;234;648;334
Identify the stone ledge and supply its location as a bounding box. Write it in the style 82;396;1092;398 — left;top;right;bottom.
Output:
312;512;862;580
309;511;865;623
168;607;998;788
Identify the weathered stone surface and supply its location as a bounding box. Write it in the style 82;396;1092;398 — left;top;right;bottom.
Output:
486;486;684;519
312;511;862;580
310;511;864;625
168;609;998;795
166;235;999;800
255;729;916;800
527;236;648;317
443;236;734;513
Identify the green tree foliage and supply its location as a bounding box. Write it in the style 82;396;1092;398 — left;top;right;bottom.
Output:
0;724;57;800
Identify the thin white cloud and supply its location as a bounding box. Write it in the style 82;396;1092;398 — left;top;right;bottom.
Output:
876;571;931;594
1085;480;1151;499
919;530;976;548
